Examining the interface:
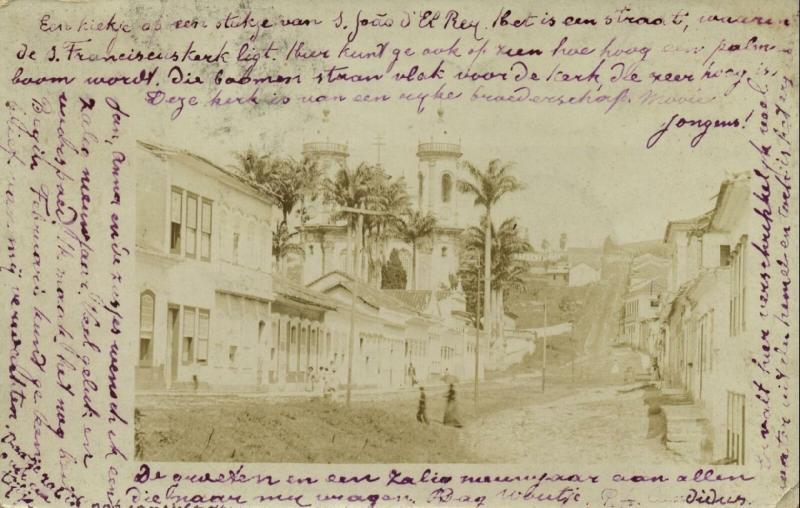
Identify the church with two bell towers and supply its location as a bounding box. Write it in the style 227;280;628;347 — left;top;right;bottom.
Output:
297;107;477;291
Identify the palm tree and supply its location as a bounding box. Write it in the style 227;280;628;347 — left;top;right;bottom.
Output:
367;173;410;286
393;209;437;290
456;160;524;348
235;147;269;181
273;222;305;272
460;216;532;344
236;149;322;271
323;163;375;276
462;217;532;279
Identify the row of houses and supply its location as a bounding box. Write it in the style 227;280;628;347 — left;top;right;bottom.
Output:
617;253;669;350
134;141;489;393
618;173;753;465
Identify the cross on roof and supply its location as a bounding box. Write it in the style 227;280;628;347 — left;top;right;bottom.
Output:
373;134;386;164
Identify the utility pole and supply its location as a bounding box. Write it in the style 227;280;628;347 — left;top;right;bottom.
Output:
474;265;481;413
342;203;390;408
355;202;364;279
541;299;548;393
570;320;576;384
346;274;357;407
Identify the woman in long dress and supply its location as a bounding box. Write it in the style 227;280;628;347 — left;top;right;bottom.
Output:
443;384;462;428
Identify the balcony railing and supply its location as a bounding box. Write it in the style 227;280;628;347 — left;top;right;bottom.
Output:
417;142;462;157
302;142;349;158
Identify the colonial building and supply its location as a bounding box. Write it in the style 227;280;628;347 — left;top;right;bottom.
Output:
135;141;276;391
618;254;668;349
134;125;495;394
653;173;752;465
308;272;485;387
269;273;340;389
620;277;664;350
384;288;485;381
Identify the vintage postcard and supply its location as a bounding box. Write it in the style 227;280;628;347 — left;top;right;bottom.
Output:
1;0;798;506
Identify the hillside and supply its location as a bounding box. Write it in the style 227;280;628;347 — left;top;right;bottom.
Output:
618;239;670;257
506;252;630;354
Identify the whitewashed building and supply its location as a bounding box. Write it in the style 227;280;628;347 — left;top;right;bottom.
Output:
135;141;276;391
656;173;754;464
135;135;492;394
568;262;600;287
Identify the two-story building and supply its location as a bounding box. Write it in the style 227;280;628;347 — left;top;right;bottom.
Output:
656;173;752;464
135;141;276;391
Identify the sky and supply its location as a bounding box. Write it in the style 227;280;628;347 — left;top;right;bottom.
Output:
151;97;736;250
120;0;753;250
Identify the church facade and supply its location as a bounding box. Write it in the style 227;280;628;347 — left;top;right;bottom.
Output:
299;108;477;292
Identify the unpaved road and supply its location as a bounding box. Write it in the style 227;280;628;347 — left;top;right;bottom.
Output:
461;350;686;465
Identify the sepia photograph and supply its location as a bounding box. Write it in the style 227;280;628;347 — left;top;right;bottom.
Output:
1;0;795;505
133;105;753;467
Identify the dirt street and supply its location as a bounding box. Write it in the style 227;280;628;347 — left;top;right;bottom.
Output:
462;384;685;465
137;347;683;464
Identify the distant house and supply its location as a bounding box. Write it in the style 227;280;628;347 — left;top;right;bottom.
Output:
528;260;570;286
620;277;664;349
568;262;600;287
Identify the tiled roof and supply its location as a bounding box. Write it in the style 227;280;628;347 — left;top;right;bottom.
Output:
663;211;713;243
382;290;433;312
313;271;424;316
628;277;666;296
137;140;279;202
273;274;338;311
710;173;750;231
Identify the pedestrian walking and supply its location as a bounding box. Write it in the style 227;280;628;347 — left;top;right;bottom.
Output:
443;383;462;428
651;357;662;387
416;387;429;424
330;368;339;402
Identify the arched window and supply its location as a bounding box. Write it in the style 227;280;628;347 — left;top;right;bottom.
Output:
441;173;452;203
139;291;155;366
417;172;424;203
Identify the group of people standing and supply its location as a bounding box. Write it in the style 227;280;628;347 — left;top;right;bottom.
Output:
306;365;338;400
416;384;462;428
